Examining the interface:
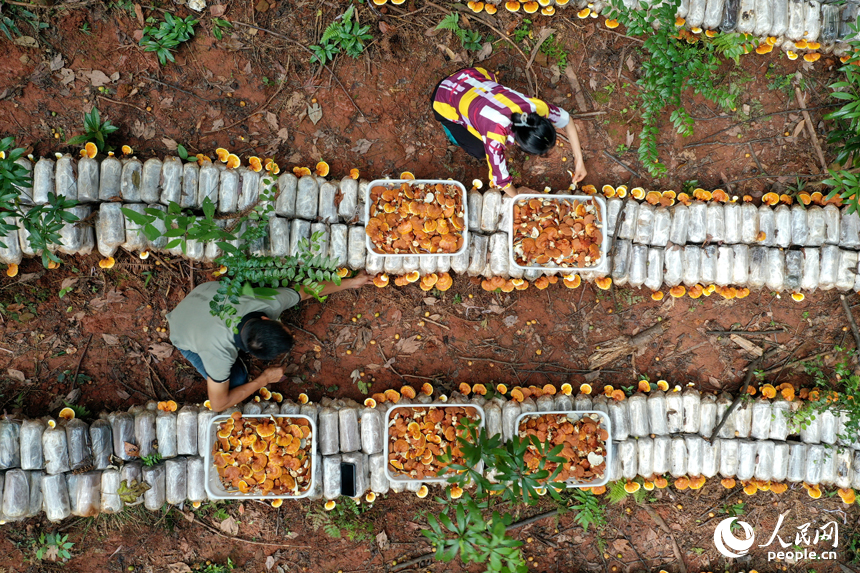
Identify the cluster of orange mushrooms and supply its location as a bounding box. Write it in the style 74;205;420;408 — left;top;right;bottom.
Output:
387;405;481;481
512;197;603;270
519;413;608;484
366;181;466;256
212;412;312;500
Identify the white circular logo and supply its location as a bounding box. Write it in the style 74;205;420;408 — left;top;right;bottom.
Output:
713;517;755;558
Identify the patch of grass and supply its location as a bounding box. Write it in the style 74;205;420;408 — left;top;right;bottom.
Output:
539;34;567;72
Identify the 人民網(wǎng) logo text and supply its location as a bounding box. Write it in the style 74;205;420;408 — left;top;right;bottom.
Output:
713;512;838;562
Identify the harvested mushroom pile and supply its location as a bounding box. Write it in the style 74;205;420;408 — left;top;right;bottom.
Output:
388;405;480;480
367;182;465;255
512;197;603;269
212;412;312;496
518;413;608;484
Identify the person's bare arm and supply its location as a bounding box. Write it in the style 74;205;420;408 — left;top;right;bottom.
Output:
207;367;284;412
564;121;587;184
299;271;371;301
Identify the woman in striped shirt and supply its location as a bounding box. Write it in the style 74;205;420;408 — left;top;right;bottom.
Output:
431;67;587;197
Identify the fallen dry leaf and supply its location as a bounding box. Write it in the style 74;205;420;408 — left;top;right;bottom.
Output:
423;297;437;306
148;343;174;362
350;139;375;154
394;335;421;355
49;53;64;72
219;515;239;536
307;102;323;125
90;288;125;310
102;334;121;346
353;327;372;353
277;127;289;142
167;563;192;573
13;36;38;48
88;70;112;87
475;42;493;62
376;530;390;551
161;138;179;151
7;369;26;382
131;119;156;140
124;442;140;458
265;111;279;132
60;277;78;292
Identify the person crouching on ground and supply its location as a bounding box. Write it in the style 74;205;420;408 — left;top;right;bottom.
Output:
167;272;370;411
431;67;587;197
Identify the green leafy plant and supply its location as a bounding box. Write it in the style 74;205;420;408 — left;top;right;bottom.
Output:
62;401;91;420
310;5;372;66
822;21;860;214
141;451;163;467
424;501;526;573
307;498;373;541
0;139;81;268
122;173;339;332
67;107;120;153
196;558;235;573
540;34;568;72
435;13;484;52
512;19;532;44
34;532;74;562
603;0;742;177
0;4;48;40
419;418;575;573
564;488;606;532
790;346;860;442
139;13;199;65
211;17;232;41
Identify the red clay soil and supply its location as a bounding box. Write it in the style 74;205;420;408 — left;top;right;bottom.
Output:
0;1;858;572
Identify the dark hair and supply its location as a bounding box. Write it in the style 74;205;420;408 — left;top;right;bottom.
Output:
510;112;556;155
242;319;294;361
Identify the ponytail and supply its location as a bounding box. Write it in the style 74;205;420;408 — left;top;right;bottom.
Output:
510;112;556;155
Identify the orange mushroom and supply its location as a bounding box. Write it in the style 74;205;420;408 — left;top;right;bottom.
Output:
226;154;241;169
523;1;539;13
721;477;736;489
638;380;651;393
6;263;18;278
605;19;620;29
472;383;488;396
561;383;572;395
675;476;690;490
651;291;664;301
373;273;390;288
248;157;263;173
496;384;508;394
594;277;612;290
315;161;330;177
364;398;377;408
762;192;780;206
624;481;641;493
579;383;592;395
669;285;686;298
421;382;434;396
216;148;230;163
401;386;417;399
653;476;669;489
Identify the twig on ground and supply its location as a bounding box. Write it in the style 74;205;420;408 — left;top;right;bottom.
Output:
760;350;833;376
143;76;214;102
69;334;93;391
97;95;149;115
456;356;525;367
116;378;155;401
378;346;405;380
687;104;833;146
422;316;450;330
204;79;286;134
795;88;829;172
706;329;786;336
602;150;641;178
840;294;860;353
232;21;368;121
285;323;324;346
709;348;777;440
747;142;767;176
564;66;590;113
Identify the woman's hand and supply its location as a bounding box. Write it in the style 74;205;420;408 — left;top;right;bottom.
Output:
572;158;587;184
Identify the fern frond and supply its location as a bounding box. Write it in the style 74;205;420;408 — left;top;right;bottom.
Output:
436;13;460;31
320;22;340;45
324;523;342;538
607;480;629;504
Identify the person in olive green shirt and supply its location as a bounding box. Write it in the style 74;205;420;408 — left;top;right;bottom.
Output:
167;273;370;411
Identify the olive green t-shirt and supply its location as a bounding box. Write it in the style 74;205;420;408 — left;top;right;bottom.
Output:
167;281;300;382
